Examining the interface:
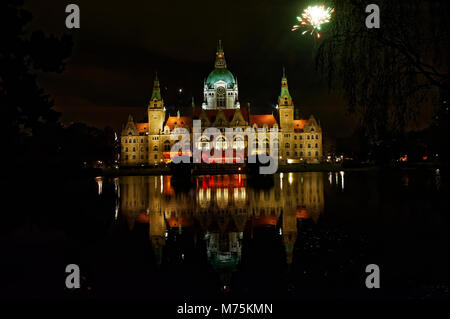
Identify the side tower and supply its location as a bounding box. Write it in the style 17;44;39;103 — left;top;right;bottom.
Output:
278;69;294;162
148;74;166;135
147;74;166;164
278;68;294;132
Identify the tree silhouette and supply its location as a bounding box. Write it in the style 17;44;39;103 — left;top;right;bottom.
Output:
0;0;72;167
316;0;448;162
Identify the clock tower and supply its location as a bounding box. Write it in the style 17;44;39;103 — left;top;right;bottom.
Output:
148;74;165;135
278;68;294;132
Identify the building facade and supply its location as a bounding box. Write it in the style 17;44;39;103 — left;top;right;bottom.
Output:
120;42;323;166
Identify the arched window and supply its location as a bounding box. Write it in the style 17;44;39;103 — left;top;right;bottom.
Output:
233;136;244;149
264;138;269;150
217;87;226;107
273;138;279;149
215;136;227;150
198;137;210;150
315;143;318;148
153;145;158;151
252;139;258;149
164;140;171;152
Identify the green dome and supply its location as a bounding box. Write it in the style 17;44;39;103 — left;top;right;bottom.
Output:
206;68;235;89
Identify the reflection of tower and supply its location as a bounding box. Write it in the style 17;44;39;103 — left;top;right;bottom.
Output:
149;210;166;266
282;208;297;265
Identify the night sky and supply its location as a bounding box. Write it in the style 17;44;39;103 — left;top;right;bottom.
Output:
24;0;352;137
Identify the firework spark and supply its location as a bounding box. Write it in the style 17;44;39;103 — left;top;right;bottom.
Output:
292;5;334;38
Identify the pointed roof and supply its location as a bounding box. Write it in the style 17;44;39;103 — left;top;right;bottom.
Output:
279;68;292;100
151;73;162;101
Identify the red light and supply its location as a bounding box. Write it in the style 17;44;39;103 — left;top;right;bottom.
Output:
317;33;321;39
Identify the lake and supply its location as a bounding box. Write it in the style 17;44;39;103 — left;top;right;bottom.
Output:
0;170;447;299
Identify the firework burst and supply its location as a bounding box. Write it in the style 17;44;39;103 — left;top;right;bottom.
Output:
292;5;334;39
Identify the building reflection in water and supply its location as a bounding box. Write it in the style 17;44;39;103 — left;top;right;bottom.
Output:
119;172;324;284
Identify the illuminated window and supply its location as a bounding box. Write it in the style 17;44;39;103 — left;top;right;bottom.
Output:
216;136;227;150
233;136;244;149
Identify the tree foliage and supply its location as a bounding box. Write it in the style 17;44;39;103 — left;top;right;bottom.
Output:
316;0;448;161
0;0;72;165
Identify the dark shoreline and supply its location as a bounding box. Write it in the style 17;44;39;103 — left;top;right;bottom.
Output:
99;162;445;177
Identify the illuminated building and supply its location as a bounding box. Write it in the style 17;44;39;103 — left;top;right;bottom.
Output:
120;41;323;165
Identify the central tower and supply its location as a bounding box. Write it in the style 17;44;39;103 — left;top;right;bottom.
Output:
203;40;239;109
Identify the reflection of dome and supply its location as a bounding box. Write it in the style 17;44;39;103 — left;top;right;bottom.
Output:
206;68;235;89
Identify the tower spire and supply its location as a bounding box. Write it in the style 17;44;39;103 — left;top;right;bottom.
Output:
215;40;227;69
151;73;162;101
279;69;291;101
